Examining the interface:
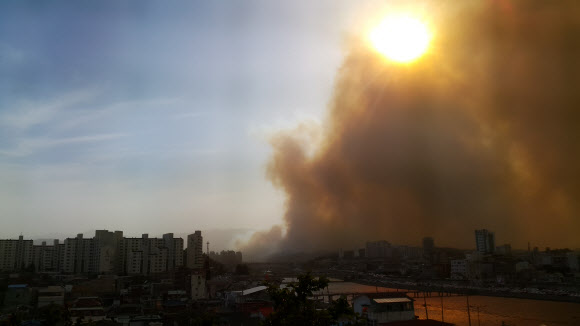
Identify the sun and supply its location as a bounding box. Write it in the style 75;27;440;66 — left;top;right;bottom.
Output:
369;15;432;63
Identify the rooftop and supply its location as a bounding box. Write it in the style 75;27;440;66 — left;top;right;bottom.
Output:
7;284;28;288
241;286;268;296
373;297;412;304
364;293;413;300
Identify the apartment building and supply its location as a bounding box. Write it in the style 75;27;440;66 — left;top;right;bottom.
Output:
187;231;203;270
0;236;33;271
475;229;495;254
32;240;64;272
0;231;185;275
119;233;184;275
62;234;99;274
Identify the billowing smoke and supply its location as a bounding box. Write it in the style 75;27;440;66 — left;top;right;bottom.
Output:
240;1;580;260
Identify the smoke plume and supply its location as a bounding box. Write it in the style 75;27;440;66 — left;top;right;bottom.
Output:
240;0;580;260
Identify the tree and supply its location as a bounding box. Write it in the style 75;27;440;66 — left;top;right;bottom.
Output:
328;296;364;325
263;273;330;326
263;273;363;326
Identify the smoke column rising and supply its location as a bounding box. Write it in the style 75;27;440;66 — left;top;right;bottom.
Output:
240;0;580;260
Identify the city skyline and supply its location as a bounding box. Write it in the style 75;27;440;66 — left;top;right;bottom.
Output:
0;226;572;256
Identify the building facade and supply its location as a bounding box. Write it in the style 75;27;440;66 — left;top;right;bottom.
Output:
119;233;184;275
32;240;63;272
0;236;33;271
366;240;392;258
475;229;495;254
62;234;99;274
0;231;184;275
94;229;123;274
450;259;469;280
187;231;204;269
191;273;207;300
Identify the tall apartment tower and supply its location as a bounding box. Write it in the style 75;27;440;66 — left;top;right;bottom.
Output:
475;229;495;254
187;231;203;270
32;240;62;272
94;230;123;274
62;234;99;274
0;235;33;271
162;233;184;270
118;233;184;275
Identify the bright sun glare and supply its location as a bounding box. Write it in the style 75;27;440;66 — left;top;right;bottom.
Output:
369;15;431;63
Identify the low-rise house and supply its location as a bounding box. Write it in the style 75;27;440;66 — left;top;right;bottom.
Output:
353;293;415;325
225;285;269;307
37;286;65;308
163;290;189;314
69;297;106;323
108;304;142;324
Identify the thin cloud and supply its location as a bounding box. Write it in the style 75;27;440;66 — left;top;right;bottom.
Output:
43;97;180;132
0;89;98;130
0;133;127;158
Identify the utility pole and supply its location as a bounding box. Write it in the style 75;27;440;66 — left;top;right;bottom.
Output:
440;296;444;323
424;293;429;320
466;296;472;326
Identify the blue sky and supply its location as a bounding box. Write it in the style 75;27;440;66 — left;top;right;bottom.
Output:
0;1;382;248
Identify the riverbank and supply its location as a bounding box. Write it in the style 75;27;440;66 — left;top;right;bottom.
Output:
354;279;580;303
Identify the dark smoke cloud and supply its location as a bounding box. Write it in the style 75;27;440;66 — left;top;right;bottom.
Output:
240;0;580;260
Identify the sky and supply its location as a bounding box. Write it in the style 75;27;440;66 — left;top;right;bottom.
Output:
2;1;580;257
0;1;370;248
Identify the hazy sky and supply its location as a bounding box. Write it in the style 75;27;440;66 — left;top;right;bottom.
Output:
0;1;372;246
4;1;579;255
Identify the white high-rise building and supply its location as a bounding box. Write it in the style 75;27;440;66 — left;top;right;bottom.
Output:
475;229;495;254
0;236;33;271
0;231;185;275
118;233;184;275
162;233;184;270
187;231;203;270
94;230;123;274
62;234;99;274
32;240;63;272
